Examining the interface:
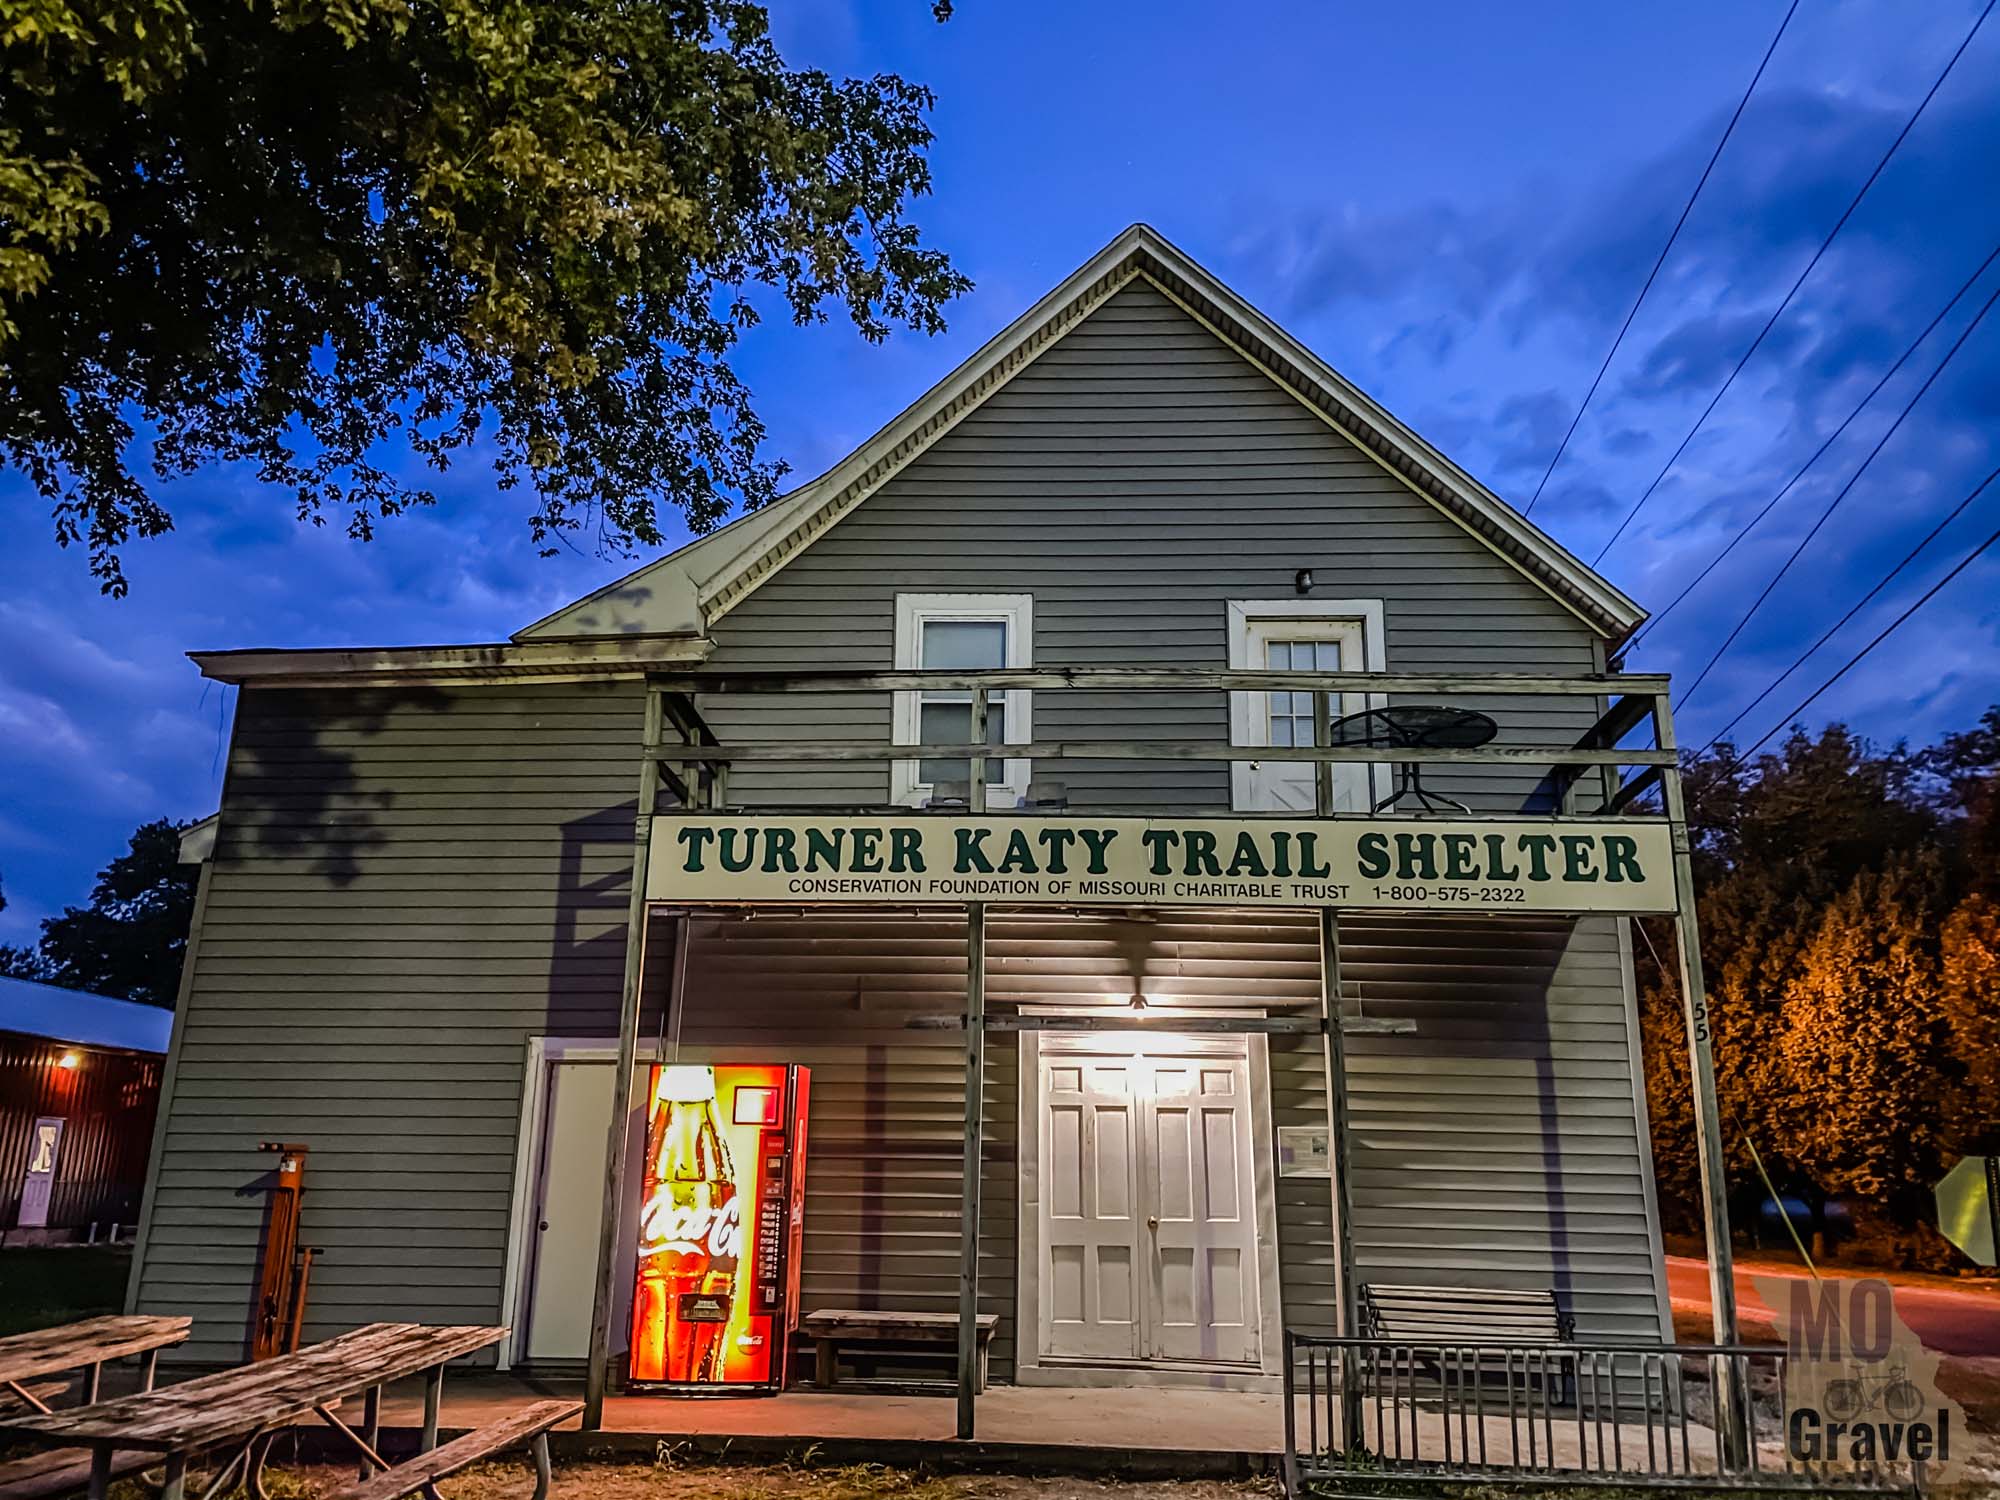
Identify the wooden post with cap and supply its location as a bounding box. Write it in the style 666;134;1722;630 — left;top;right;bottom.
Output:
956;691;990;1440
1313;691;1363;1449
1655;693;1747;1468
584;684;667;1430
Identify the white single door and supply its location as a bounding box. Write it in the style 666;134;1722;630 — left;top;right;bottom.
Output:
1233;618;1369;813
521;1061;616;1362
18;1117;64;1228
1039;1040;1262;1369
1040;1055;1142;1360
1144;1055;1259;1365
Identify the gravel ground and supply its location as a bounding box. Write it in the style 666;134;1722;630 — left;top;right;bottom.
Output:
268;1461;1275;1500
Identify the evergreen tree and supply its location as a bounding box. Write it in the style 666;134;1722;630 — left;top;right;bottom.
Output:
0;818;197;1006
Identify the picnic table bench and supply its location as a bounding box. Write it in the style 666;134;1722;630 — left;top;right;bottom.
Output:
0;1316;189;1413
319;1400;580;1500
0;1322;536;1500
801;1309;998;1393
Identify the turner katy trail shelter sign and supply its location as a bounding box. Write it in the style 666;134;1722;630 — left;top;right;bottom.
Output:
648;815;1678;914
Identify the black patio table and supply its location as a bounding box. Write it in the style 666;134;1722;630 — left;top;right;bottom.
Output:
1327;704;1499;813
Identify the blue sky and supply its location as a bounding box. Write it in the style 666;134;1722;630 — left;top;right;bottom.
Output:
4;0;1998;942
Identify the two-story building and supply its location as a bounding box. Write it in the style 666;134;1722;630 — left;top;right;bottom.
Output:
131;226;1735;1443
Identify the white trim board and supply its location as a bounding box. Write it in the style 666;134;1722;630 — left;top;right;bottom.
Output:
890;592;1034;809
1225;598;1387;814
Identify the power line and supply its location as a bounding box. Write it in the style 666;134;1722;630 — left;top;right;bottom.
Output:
1698;461;2000;756
1521;0;1801;519
1674;274;2000;709
1590;0;1997;566
1730;511;2000;762
1617;240;2000;662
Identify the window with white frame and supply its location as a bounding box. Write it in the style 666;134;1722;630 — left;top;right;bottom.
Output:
1226;599;1385;813
892;594;1033;807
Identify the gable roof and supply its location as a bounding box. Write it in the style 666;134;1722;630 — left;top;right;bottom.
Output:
0;974;173;1054
519;224;1645;644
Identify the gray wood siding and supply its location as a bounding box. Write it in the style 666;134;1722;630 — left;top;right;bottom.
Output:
1281;914;1668;1343
132;681;655;1363
701;277;1598;812
132;272;1667;1372
665;914;1020;1379
663;909;1665;1372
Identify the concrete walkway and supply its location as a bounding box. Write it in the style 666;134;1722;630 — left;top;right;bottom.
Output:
378;1377;1292;1455
368;1373;1728;1478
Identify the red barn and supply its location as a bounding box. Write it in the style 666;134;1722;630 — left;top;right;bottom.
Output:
0;976;169;1243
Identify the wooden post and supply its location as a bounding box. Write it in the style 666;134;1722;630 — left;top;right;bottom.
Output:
1313;688;1336;816
967;685;990;813
1655;697;1747;1467
956;902;988;1441
421;1363;443;1453
360;1385;380;1479
956;690;989;1441
584;684;667;1430
1313;690;1362;1451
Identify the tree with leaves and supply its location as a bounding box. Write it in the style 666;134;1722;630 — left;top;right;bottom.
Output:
2;0;967;593
1;818;198;1006
1638;710;2000;1265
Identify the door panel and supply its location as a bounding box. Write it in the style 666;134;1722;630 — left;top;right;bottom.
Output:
18;1117;63;1229
1040;1059;1141;1360
1145;1054;1258;1364
1039;1040;1262;1370
1234;620;1369;813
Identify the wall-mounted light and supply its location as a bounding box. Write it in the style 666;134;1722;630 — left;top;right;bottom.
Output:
1295;567;1314;595
56;1051;81;1070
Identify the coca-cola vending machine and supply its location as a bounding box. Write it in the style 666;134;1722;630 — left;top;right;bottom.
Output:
628;1063;810;1392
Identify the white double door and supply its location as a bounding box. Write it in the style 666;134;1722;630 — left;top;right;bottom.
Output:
1037;1035;1262;1369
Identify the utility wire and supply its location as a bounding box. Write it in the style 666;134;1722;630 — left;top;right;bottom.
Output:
1714;492;2000;762
1590;0;1997;566
1618;241;2000;662
1675;275;2000;709
1521;0;1800;518
1698;461;2000;755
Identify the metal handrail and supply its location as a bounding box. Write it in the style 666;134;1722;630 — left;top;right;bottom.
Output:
1282;1330;1911;1496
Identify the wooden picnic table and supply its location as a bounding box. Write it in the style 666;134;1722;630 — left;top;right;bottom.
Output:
0;1317;190;1411
0;1322;506;1500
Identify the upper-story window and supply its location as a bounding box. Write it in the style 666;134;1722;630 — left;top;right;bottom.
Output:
892;594;1033;808
1227;599;1384;813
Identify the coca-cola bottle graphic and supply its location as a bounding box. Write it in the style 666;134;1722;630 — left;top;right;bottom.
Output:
631;1065;741;1383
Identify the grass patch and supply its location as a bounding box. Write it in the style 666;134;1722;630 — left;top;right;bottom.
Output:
0;1247;130;1335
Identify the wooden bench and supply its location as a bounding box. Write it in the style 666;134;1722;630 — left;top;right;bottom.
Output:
801;1310;999;1393
0;1447;155;1500
320;1399;581;1500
